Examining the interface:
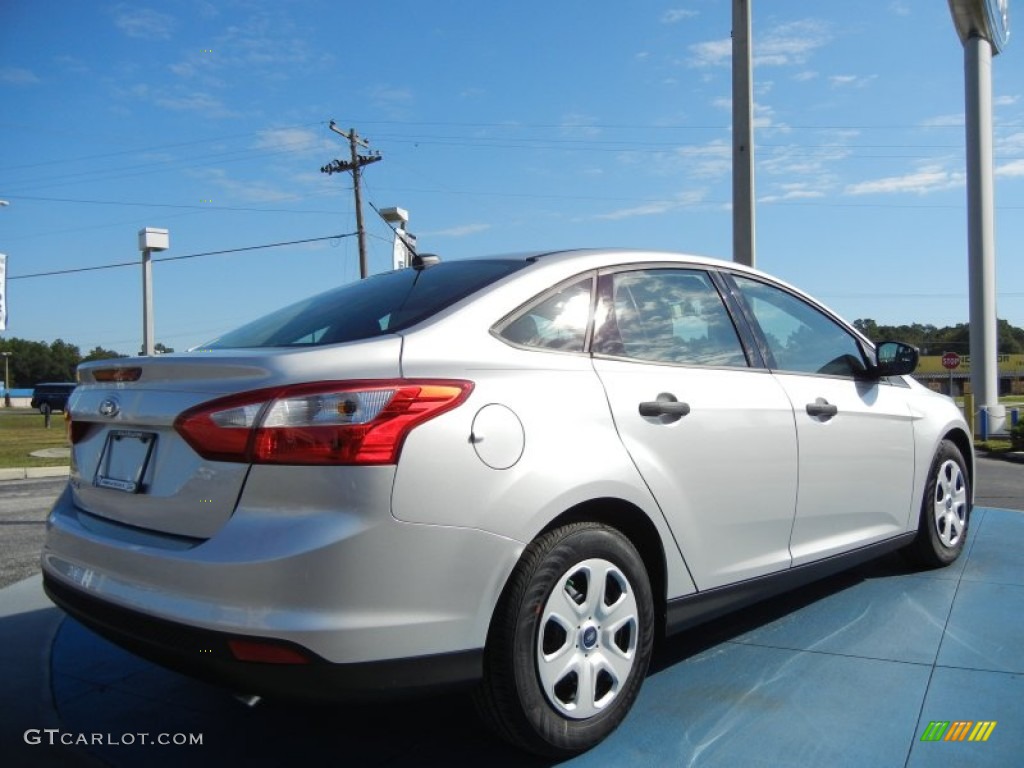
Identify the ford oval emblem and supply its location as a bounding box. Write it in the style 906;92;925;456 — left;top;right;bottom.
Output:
98;398;120;418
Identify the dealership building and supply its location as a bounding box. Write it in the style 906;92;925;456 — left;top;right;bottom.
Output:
914;354;1024;396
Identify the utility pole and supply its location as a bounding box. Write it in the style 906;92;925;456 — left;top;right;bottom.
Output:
732;0;756;267
321;121;382;279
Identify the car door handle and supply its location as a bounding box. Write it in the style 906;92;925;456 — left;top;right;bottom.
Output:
639;398;691;419
805;398;838;419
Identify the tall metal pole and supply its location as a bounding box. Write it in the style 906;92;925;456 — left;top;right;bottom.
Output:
2;352;11;408
732;0;756;267
964;36;1001;428
142;249;154;357
949;0;1010;432
138;227;168;357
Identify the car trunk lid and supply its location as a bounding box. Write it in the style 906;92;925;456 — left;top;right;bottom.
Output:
68;340;402;539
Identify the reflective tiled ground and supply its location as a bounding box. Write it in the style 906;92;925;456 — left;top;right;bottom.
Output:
8;506;1022;767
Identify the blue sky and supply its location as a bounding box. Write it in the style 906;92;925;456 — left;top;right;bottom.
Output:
1;1;1022;355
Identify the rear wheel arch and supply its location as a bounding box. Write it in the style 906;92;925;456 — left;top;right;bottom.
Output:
476;510;660;756
535;498;667;637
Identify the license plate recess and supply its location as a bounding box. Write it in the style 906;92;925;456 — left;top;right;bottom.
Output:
94;430;157;493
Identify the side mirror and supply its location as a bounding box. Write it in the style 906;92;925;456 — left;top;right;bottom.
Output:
874;341;919;377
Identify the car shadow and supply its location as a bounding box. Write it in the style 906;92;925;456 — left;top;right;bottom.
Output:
650;551;917;673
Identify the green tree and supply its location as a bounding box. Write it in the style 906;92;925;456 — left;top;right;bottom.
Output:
82;346;128;362
853;318;1022;356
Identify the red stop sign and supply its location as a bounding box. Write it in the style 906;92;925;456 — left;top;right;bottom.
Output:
942;352;961;370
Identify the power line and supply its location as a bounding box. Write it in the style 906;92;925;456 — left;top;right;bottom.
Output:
8;232;357;281
0;194;343;215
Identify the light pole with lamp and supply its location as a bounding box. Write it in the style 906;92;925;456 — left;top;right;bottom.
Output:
1;200;9;406
948;0;1010;436
138;228;169;357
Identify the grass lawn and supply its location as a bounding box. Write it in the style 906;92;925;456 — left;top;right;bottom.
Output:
0;408;70;468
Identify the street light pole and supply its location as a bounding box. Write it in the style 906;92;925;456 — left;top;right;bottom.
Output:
1;351;11;407
948;0;1010;433
138;228;169;357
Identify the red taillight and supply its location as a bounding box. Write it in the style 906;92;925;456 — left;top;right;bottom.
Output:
174;379;473;465
227;639;311;665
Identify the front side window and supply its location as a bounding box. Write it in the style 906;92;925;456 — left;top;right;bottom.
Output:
593;269;747;367
732;275;866;377
496;276;593;353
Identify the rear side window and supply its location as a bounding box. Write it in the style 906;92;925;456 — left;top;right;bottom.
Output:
201;260;527;349
495;276;594;353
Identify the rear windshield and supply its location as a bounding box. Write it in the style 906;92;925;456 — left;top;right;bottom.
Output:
200;260;528;349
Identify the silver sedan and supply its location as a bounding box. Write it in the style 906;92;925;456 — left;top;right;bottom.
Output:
43;249;973;757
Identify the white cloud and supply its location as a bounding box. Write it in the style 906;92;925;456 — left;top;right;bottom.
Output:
997;131;1024;153
255;128;330;154
921;113;964;128
688;38;732;68
113;7;175;40
759;143;850;181
154;91;238;118
689;19;830;69
994;95;1019;106
760;183;827;204
0;67;40;85
661;9;698;24
368;85;414;117
845;165;964;195
561;113;601;139
194;168;299;203
671;140;732;178
829;74;877;88
593;191;706;220
755;20;831;67
753;101;790;133
425;223;491;238
996;159;1024;177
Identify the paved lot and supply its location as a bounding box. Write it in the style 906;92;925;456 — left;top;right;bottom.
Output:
1;458;1021;766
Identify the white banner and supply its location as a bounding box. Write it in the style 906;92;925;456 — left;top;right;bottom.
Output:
0;253;6;331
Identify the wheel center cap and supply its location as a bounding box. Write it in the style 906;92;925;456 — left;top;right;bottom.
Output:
581;626;599;650
946;496;953;510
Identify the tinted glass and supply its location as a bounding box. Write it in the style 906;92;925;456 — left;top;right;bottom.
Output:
201;260;527;349
497;276;593;353
733;275;866;376
594;269;747;366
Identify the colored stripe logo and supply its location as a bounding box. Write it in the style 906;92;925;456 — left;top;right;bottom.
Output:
921;721;997;742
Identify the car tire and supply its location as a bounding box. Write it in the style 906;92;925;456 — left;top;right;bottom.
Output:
473;522;654;758
904;439;971;568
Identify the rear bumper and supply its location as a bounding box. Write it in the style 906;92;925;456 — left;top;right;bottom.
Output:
44;573;482;700
42;466;524;698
